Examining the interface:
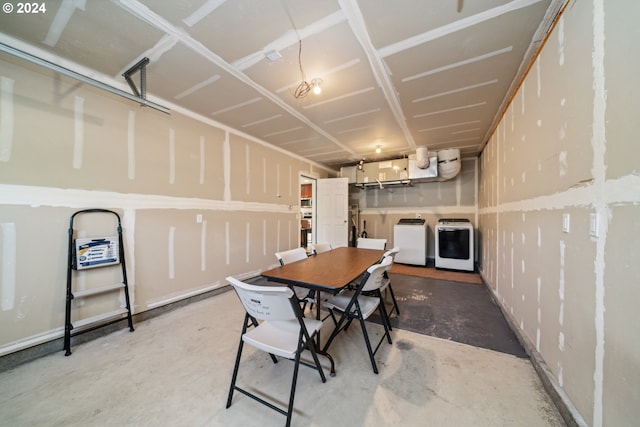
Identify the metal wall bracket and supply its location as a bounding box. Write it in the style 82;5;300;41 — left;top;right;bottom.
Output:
123;57;150;100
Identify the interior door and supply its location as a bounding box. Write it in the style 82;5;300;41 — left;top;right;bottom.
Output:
316;178;348;248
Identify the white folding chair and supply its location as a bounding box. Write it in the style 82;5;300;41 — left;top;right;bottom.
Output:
275;248;315;309
346;237;388;290
226;277;326;427
356;237;387;250
322;256;393;374
309;241;332;255
366;247;401;324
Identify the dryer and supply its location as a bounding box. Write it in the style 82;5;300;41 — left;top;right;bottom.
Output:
435;219;474;271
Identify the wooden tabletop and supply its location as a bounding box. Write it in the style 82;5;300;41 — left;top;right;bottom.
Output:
261;246;385;293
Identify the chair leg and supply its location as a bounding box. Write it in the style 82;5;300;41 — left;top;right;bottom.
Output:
358;315;378;374
378;295;393;332
378;302;393;345
387;283;400;315
286;346;302;427
322;313;349;352
306;338;327;383
226;338;245;408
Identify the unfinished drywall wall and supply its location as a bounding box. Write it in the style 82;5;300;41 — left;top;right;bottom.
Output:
478;1;640;425
357;158;477;258
0;52;331;355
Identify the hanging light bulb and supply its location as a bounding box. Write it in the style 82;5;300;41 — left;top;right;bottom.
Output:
311;78;322;95
375;145;382;154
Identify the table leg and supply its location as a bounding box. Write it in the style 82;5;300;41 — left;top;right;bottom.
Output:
314;292;335;376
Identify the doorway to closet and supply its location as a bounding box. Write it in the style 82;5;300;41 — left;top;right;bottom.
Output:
299;175;315;249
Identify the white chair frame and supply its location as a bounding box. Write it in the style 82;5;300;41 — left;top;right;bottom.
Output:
226;277;326;427
321;256;393;374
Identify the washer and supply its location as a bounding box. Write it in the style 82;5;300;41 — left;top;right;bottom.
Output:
435;219;474;271
393;218;427;266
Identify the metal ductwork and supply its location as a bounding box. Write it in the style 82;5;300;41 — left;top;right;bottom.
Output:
341;148;462;187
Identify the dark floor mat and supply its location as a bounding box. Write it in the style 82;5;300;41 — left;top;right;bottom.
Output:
370;273;528;358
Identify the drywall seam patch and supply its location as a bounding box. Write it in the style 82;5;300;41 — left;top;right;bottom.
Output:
223;131;230;201
169;128;176;184
262;219;267;256
521;81;526;115
1;223;16;311
183;0;226;27
536;57;542;97
591;0;607;424
0;76;14;162
43;0;84;46
536;277;542;351
245;222;250;263
73;96;84;169
289;165;293;198
245;144;250;195
225;221;230;265
122;208;135;309
558;15;565;66
200;220;207;272
262;157;267;194
0;184;293;213
127;111;136;179
276;163;280;198
168;226;176;279
199;136;205;185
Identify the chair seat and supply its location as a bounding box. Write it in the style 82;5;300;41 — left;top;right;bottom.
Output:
325;291;380;319
243;318;323;359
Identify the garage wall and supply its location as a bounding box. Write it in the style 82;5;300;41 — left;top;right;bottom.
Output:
478;1;640;425
0;53;331;355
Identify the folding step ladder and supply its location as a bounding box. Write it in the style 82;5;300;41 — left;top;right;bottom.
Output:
64;209;134;356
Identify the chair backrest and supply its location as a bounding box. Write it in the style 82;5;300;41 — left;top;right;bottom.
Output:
360;256;393;292
310;241;332;254
381;246;400;262
226;276;297;321
275;247;308;266
356;237;387;250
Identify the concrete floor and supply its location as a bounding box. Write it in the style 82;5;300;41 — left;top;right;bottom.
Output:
0;288;565;426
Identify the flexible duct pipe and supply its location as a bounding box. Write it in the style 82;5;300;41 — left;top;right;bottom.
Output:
437;148;461;180
416;146;429;169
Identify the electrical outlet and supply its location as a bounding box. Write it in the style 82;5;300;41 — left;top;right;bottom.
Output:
590;213;599;237
196;214;203;223
562;213;570;233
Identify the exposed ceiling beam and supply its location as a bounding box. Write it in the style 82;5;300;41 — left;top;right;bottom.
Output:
338;0;416;150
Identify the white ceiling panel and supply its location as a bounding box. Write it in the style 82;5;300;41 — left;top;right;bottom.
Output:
0;0;564;169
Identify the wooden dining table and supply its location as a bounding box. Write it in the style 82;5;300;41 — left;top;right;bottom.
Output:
261;246;385;375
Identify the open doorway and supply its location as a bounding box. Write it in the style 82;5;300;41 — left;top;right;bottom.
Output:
299;175;316;249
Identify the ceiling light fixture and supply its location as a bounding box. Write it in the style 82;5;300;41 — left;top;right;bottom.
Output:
375;145;382;154
292;40;322;99
311;78;322;95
